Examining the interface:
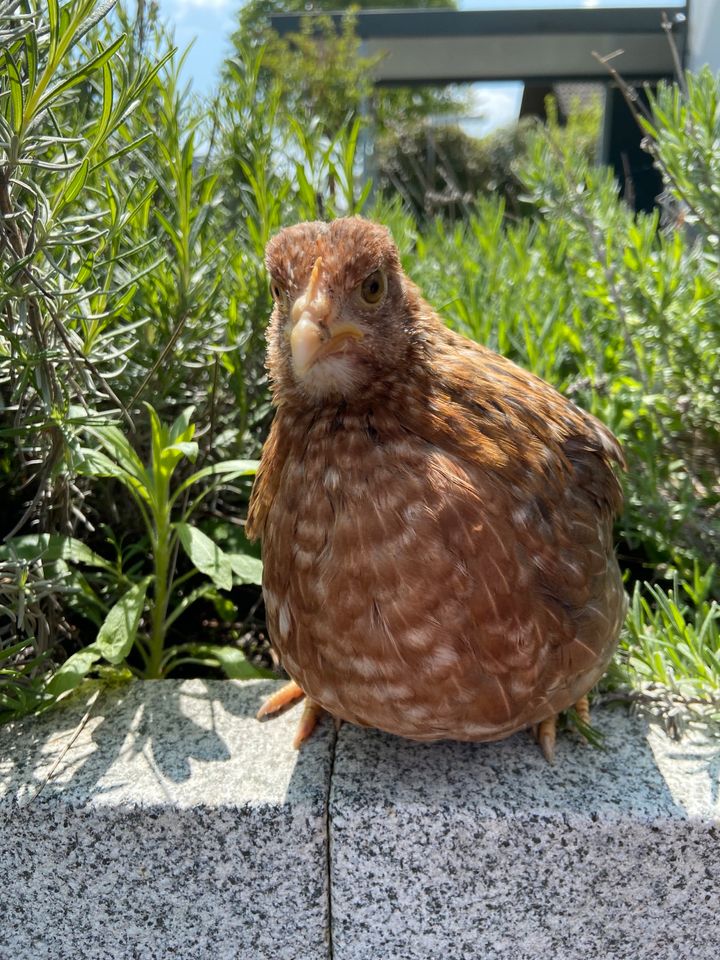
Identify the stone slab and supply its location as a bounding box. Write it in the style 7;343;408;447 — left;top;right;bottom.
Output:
329;707;720;960
0;680;335;960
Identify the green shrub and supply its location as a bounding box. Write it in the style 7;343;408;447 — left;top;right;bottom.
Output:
0;1;270;717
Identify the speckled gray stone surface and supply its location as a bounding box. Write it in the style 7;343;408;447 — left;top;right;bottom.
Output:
329;708;720;960
0;680;334;960
3;687;720;960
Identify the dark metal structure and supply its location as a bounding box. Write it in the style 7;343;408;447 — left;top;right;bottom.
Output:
270;7;687;84
270;6;690;211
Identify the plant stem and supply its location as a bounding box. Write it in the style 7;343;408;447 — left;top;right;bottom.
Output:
147;523;171;678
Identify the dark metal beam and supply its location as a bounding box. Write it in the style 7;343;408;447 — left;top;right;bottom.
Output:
269;7;687;83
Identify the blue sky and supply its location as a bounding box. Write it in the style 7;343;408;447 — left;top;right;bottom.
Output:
156;1;681;133
156;0;237;94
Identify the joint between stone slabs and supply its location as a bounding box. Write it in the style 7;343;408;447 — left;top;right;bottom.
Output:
324;720;340;960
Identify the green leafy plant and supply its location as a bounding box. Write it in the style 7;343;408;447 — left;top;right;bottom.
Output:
620;565;720;696
42;404;267;695
640;67;720;258
603;565;720;735
0;557;60;721
0;0;173;524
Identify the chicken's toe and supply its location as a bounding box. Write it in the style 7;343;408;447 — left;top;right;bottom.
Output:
532;695;595;763
257;680;326;747
256;679;305;719
292;698;325;749
533;715;557;764
574;694;591;727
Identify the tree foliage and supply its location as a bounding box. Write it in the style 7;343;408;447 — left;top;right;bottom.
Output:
227;0;469;146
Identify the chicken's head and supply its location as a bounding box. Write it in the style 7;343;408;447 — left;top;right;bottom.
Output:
264;218;417;405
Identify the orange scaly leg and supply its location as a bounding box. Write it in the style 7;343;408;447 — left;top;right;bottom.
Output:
533;695;593;764
574;694;591;727
256;680;325;749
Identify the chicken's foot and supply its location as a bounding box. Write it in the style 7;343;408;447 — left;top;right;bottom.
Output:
533;695;593;764
256;680;325;748
256;679;305;718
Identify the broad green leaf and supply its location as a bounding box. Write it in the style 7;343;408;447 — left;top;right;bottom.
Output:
211;645;275;680
160;440;198;475
228;552;263;585
45;644;102;697
180;643;274;680
169;406;196;444
173;459;258;499
0;534;114;572
75;446;127;479
86;424;147;480
176;523;233;591
168;441;198;459
146;403;166;473
75;447;152;506
96;580;148;665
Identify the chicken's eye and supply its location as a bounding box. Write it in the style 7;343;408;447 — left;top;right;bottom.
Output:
270;280;287;307
359;270;387;306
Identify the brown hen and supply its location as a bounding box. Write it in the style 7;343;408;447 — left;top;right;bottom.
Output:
247;217;626;762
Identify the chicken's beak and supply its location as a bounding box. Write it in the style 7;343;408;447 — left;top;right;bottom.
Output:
290;256;364;376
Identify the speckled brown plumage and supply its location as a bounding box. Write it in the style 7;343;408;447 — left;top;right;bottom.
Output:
248;217;626;749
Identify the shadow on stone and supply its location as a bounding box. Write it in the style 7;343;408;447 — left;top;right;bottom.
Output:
0;680;334;960
0;678;332;807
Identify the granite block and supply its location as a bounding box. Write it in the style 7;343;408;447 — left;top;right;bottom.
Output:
0;680;335;960
329;708;720;960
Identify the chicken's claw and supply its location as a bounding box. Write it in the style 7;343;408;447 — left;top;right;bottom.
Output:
257;679;325;748
533;695;594;763
534;716;557;764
